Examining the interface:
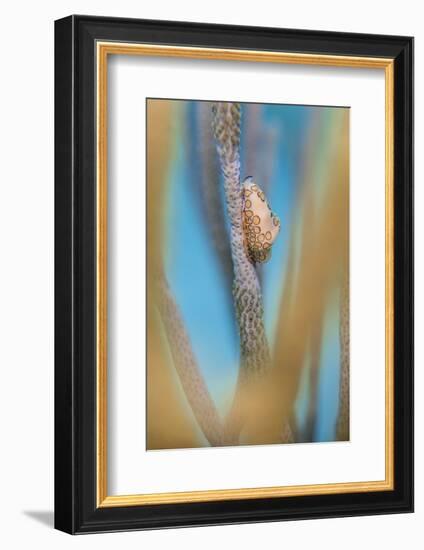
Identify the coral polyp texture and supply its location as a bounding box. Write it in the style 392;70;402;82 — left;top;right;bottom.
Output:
146;98;350;450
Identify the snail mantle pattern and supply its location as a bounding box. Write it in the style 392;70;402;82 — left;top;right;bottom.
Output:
242;176;281;263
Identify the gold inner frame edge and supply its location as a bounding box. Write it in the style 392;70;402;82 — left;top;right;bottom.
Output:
96;41;394;508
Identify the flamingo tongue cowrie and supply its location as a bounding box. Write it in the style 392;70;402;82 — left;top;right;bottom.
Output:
242;176;280;264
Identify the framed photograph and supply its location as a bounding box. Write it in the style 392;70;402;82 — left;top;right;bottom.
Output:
54;15;413;534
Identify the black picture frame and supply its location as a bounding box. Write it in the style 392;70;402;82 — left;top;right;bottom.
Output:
55;14;414;534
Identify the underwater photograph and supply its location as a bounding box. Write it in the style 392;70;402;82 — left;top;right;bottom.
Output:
146;98;349;450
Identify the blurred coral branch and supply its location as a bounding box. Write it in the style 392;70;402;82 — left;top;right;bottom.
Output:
147;100;230;448
194;102;234;291
336;268;350;441
303;320;323;442
155;276;234;446
240;110;349;444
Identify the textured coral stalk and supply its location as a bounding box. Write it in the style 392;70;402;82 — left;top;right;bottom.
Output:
303;321;323;442
212;102;271;383
212;103;294;444
336;271;350;440
196;103;233;290
156;277;234;446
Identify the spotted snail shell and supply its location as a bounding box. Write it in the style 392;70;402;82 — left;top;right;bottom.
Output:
242;176;280;264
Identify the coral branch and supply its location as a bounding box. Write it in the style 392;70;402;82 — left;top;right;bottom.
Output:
211;102;283;441
336;270;350;441
303;321;322;442
196;102;234;288
212;103;270;383
156;276;234;446
146;100;233;447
